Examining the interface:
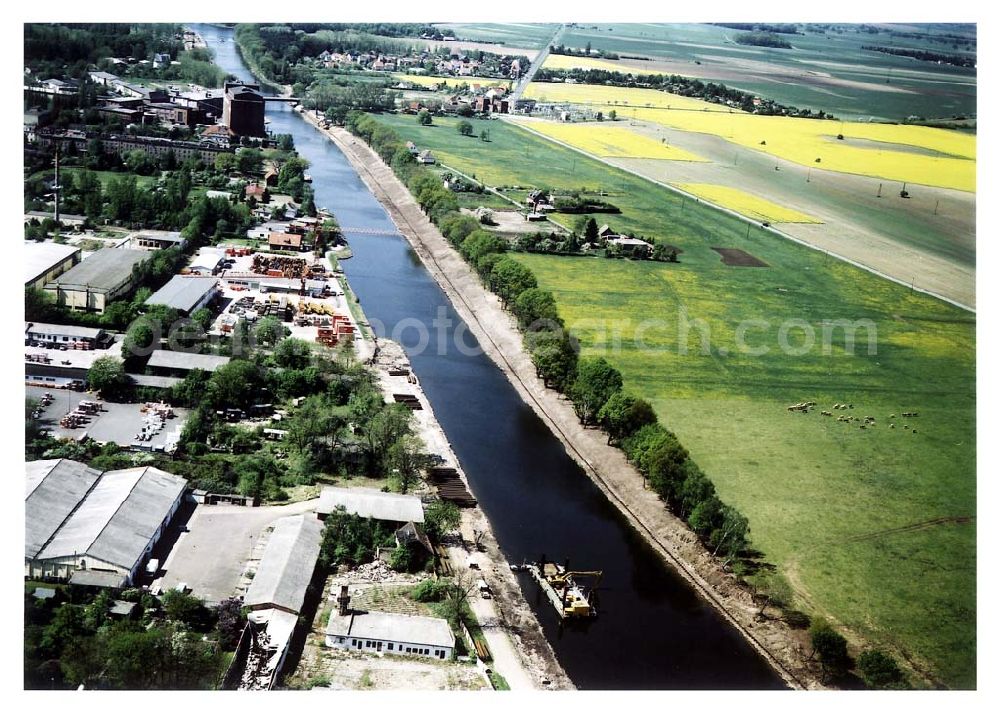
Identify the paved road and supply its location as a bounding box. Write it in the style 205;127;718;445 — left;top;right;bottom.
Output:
510;23;565;104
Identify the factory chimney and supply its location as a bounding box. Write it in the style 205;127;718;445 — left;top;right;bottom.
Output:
337;585;351;616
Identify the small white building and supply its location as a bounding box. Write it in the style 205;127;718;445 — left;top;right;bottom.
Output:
325;586;455;661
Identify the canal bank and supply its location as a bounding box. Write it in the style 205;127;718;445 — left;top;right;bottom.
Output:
195;23;790;690
303;108;813;690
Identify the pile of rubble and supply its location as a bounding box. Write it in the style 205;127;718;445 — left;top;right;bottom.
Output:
349;559;401;583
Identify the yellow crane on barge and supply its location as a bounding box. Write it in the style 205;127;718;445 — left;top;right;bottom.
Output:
526;555;603;619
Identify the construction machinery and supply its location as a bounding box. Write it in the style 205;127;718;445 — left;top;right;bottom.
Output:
528;555;602;619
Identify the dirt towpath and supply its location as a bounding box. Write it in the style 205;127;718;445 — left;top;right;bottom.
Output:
304;109;828;690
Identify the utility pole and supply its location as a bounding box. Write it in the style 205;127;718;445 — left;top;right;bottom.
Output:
53;147;61;225
934;199;940;215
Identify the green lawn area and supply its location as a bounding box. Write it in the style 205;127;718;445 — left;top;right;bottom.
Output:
372;112;976;688
56;167;159;190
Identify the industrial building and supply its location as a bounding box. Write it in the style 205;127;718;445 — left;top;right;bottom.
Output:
44;248;153;313
130;230;188;251
146;349;230;375
144;275;219;316
222;82;266;137
25;460;187;587
25;242;82;289
188;250;226;275
316;486;425;524
239;515;324;690
325;586;456;660
25;321;108;349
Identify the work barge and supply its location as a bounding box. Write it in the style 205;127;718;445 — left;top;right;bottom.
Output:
523;555;602;619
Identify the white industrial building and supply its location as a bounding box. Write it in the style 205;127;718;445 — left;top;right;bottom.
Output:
144;275;219;316
325;586;455;660
146;349;230;375
316;486;424;524
25;460;187;587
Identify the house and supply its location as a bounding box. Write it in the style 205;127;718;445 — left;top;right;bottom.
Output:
246;184;269;202
144;275;219;316
405;141;419;155
316;486;424;524
152;53;171;69
325;586;455;660
416;150;436;165
88;71;119;86
25;461;187;587
606;236;654;257
597;224;618;241
268;232;310;252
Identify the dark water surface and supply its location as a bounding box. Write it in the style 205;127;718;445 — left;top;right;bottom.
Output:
195;24;785;690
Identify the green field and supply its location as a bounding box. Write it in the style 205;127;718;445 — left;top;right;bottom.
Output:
374;112;976;687
555;23;977;121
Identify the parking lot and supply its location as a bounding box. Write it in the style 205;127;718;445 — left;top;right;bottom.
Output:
157;498;321;603
28;388;189;452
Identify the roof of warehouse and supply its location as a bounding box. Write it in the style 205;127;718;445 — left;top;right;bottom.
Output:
144;275;218;313
46;248;152;293
325;610;455;648
25;459;102;559
37;466;186;570
24;242;80;285
147;349;230;372
317;486;424;524
243;515;324;614
133;230;186;244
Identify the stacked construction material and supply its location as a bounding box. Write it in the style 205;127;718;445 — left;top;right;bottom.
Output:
392;393;422;410
428;467;477;507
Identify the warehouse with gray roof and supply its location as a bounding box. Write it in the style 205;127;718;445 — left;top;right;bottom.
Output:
144;275;219;316
147;349;230;375
25;461;187;586
24;242;81;289
44;248;153;313
317;486;424;524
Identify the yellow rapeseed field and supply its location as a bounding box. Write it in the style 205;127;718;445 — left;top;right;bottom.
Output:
542;54;659;75
517;120;707;161
523;82;976;192
674;183;822;223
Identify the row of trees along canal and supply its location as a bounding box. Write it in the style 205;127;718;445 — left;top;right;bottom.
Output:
344;111;909;688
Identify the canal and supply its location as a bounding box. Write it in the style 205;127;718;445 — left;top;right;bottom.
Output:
195;24;786;690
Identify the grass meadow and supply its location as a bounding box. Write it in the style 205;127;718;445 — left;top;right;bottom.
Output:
374;112;976;687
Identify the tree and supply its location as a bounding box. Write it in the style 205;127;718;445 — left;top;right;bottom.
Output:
123;316;158;357
857;649;906;689
25;287;56;322
709;504;750;562
424;500;461;542
809;619;851;681
525;328;578;392
362;404;413;471
216;597;246;652
609;109;617;120
253;315;287;347
597;392;657;444
748;569;791;619
480;128;490;142
274;337;314;369
206;360;263;411
161;590;213;630
569;357;623;425
457;120;474;136
488;257;538;305
87;356;127;398
513;288;561;330
387;435;431;494
417;109;432;125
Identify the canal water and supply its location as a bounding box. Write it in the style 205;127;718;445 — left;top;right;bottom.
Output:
195;24;785;690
